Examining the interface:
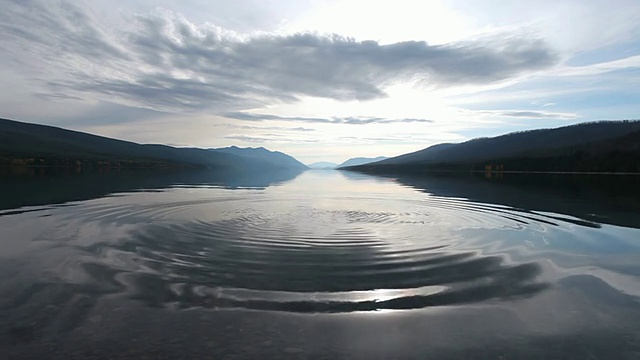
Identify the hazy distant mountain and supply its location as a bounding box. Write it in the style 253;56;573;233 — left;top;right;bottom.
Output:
210;146;307;170
338;156;387;168
346;121;640;173
0;118;305;171
308;161;338;169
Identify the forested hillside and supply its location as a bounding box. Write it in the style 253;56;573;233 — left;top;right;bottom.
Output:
0;118;306;171
347;121;640;174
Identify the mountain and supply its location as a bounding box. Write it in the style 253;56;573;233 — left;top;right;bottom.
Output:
0;118;305;171
210;146;307;170
308;161;338;169
338;156;387;168
346;120;640;174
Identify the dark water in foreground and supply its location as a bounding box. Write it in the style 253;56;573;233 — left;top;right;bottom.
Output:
1;168;639;359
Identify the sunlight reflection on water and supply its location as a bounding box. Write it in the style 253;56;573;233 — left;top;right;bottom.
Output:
1;169;639;358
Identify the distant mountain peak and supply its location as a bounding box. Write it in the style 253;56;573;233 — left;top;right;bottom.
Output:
338;156;387;168
218;145;272;153
209;145;307;170
308;161;338;169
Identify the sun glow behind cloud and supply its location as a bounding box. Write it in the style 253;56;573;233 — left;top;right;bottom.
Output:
280;0;475;45
0;0;638;163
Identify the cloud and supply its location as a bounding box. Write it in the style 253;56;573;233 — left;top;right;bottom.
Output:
0;0;128;61
501;110;573;119
336;132;466;144
51;102;168;127
225;132;458;145
473;110;578;119
0;1;559;114
219;123;315;132
555;54;640;77
223;112;435;125
224;134;319;144
531;100;555;107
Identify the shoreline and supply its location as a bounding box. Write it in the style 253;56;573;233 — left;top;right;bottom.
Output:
341;168;640;176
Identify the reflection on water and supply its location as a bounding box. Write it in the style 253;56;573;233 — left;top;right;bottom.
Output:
1;169;639;358
0;166;305;212
78;220;546;312
379;171;640;229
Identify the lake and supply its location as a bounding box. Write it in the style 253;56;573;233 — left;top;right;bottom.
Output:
1;168;639;359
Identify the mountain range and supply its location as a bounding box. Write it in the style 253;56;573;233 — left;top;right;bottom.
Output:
0;118;307;171
345;120;640;174
337;156;388;168
308;161;339;169
308;156;388;169
4;117;639;175
211;146;307;170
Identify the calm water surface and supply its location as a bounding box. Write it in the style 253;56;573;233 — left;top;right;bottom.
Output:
1;168;639;359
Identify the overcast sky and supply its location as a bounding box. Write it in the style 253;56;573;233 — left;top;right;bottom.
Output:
1;0;639;163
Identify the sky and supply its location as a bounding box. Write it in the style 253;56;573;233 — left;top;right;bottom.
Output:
1;0;639;164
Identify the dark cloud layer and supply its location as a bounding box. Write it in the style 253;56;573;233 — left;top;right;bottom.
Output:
1;1;559;117
223;112;435;125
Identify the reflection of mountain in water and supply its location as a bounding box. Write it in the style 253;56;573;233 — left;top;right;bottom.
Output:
343;170;640;229
0;167;305;212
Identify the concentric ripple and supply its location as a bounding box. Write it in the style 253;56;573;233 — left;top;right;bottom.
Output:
20;183;573;314
3;169;640;360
